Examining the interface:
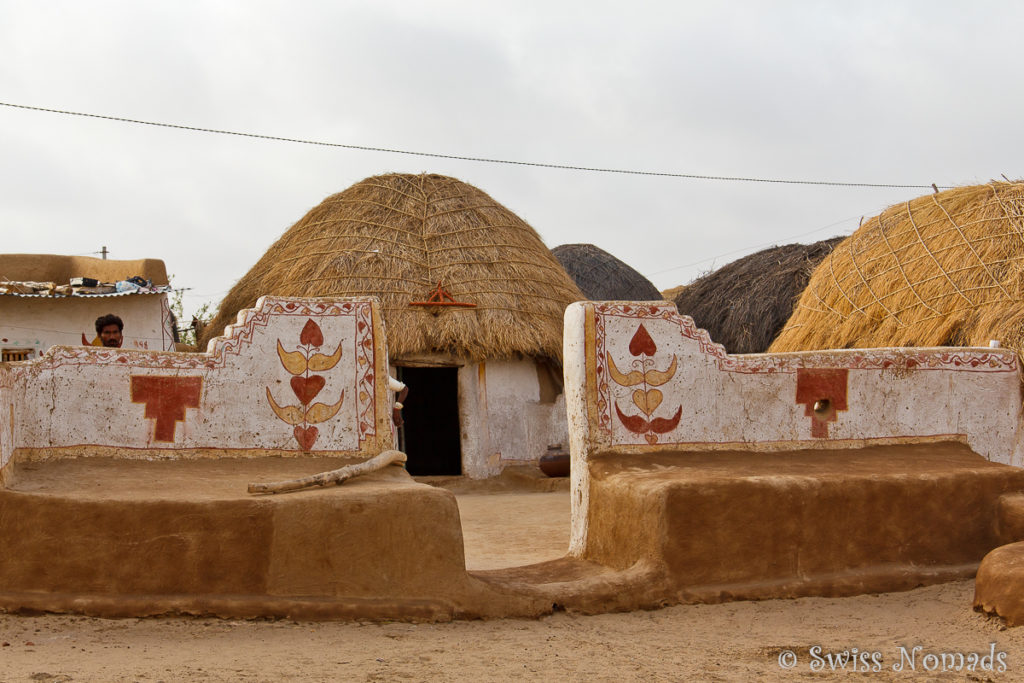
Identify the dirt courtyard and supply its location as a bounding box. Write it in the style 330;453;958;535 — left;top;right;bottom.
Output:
1;489;1023;681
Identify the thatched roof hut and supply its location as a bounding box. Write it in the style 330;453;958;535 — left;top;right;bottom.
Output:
770;181;1024;354
201;173;583;360
551;243;662;301
673;237;843;354
201;173;584;478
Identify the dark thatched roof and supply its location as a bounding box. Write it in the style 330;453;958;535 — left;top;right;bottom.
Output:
551;243;661;301
673;237;844;354
200;173;584;361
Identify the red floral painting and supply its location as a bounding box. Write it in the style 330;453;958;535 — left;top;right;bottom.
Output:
266;318;345;450
607;323;681;444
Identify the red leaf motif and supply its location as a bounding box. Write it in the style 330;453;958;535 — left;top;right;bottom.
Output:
293;425;319;450
649;406;683;433
615;402;651;434
628;324;657;357
291;375;326;404
299;319;324;347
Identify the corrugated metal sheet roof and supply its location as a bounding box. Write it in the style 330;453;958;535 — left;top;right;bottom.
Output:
0;289;170;299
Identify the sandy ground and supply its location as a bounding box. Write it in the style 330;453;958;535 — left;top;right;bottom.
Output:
457;491;570;570
2;489;1023;681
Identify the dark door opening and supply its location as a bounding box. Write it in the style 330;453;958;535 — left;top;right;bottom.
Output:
398;366;462;476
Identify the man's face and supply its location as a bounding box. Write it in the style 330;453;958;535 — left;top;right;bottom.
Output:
99;323;123;348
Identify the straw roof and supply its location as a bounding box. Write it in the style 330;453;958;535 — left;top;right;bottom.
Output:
770;181;1024;354
673;237;843;354
660;284;686;301
200;173;584;360
551;243;662;301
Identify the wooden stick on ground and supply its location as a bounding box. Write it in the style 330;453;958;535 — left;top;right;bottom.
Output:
247;450;408;495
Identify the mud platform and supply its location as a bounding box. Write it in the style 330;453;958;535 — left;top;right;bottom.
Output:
1;442;1022;620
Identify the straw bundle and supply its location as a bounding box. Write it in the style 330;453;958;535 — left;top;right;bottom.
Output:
660;284;686;301
200;173;584;360
673;237;843;353
551;243;662;301
770;181;1024;354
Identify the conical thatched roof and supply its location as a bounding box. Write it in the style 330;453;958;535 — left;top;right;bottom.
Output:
673;237;843;354
201;173;584;360
551;243;661;301
770;181;1024;354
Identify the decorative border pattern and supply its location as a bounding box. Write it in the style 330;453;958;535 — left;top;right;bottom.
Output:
594;307;611;435
354;303;376;442
592;302;1018;375
592;302;1020;443
18;297;372;372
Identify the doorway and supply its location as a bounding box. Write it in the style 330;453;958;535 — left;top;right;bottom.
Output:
398;366;462;476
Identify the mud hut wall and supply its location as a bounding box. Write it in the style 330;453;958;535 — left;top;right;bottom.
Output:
2;297;394;470
0;294;176;358
455;361;488;478
563;301;1024;554
461;359;567;479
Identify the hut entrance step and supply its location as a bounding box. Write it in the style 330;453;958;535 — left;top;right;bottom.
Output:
399;366;462;476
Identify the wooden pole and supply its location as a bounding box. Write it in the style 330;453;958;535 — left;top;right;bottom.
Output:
247;450;408;495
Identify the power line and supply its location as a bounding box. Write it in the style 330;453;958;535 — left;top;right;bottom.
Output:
0;101;953;190
649;214;860;277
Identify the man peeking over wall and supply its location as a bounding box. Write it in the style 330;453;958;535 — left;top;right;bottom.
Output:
95;313;124;348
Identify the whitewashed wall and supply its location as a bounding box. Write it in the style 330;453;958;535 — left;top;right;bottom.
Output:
3;297;393;473
0;364;14;470
564;301;1024;553
0;293;176;356
459;359;568;478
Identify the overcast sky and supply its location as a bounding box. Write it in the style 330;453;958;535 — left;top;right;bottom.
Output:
2;1;1021;319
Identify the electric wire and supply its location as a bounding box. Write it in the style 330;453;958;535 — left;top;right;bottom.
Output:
0;101;953;190
649;214;860;277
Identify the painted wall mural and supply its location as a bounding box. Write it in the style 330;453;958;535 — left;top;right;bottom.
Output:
795;368;849;438
566;301;1024;466
266;318;345;451
130;375;203;442
608;323;681;444
3;297;391;463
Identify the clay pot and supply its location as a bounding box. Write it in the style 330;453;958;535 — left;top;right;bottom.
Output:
539;447;570;478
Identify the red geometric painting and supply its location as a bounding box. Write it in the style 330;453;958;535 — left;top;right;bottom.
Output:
130;375;203;442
